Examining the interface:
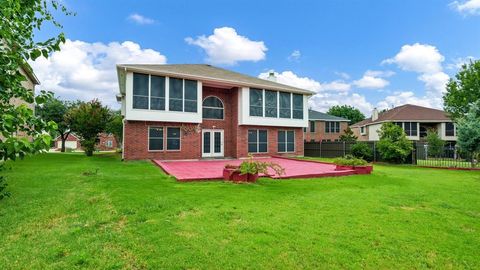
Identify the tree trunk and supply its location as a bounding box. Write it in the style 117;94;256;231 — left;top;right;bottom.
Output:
60;132;70;152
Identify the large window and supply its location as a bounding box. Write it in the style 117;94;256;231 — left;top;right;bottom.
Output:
184;80;197;112
248;129;268;153
166;127;181;150
150;75;165;110
310;121;316;132
292;94;303;119
133;73;149;109
148;127;164;151
133;73;166;110
279;92;291;118
325;122;340;133
249;88;263;116
445;122;455;136
265;90;278;117
278;130;295;152
404;122;418;136
203;96;224;119
169;78;197;113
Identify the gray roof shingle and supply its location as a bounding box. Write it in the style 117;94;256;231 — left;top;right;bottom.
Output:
117;64;315;95
308;109;350;121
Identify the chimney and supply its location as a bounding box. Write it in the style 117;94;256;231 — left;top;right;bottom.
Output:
372;108;379;121
267;71;277;82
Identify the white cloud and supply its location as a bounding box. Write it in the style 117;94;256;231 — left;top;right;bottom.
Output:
382;43;444;73
376;91;442;110
258;70;372;114
446;56;475;69
383;43;449;97
127;13;155;25
335;71;351;80
451;0;480;15
287;50;301;61
30;39;167;108
185;27;267;65
353;70;393;89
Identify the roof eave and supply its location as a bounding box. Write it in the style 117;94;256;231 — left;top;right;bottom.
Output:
117;65;315;95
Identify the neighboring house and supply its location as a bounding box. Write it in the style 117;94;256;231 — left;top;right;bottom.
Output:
54;133;117;151
11;63;40;138
351;104;457;142
304;109;350;142
116;64;313;160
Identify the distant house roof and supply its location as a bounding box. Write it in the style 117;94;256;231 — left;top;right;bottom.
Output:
308;109;350;122
117;64;315;95
351;104;452;127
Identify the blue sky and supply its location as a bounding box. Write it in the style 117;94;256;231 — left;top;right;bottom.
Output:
32;0;480;115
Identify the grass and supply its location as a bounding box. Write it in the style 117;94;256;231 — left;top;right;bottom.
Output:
0;153;479;269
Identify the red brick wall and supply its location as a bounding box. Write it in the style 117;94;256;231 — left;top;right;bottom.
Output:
123;121;201;160
235;126;304;158
304;121;349;142
122;86;305;160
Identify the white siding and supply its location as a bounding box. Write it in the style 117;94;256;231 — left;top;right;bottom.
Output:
238;87;308;128
124;72;203;123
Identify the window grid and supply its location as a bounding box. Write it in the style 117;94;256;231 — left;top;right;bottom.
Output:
148;126;164;151
278;130;295;153
248;129;268;153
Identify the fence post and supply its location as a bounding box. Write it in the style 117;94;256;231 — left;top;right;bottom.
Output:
343;141;346;156
373;141;376;162
319;141;322;158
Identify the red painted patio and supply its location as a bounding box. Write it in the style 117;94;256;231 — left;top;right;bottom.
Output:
153;157;356;181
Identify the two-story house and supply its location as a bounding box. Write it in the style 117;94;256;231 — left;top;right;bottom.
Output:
116;64;313;160
351;104;457;142
304;109;350;142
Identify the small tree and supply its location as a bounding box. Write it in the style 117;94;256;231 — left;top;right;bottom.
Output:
36;98;78;152
0;0;72;200
106;110;123;148
327;105;365;125
66;100;110;156
444;60;480;120
426;129;444;158
339;126;357;142
456;102;480;167
377;122;413;163
351;142;373;162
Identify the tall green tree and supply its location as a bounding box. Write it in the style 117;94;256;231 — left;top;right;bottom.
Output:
36;98;78;152
327;105;365;125
106;110;123;148
426;129;444;158
377;122;413;163
66;99;110;156
339;126;357;142
444;60;480;120
456;101;480;167
0;0;72;199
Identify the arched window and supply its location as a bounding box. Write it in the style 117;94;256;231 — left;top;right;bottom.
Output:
203;96;224;119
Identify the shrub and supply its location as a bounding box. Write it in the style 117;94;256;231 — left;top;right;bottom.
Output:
333;155;368;166
377;123;413;163
426;129;444;157
0;165;10;201
351;142;373;161
234;155;285;176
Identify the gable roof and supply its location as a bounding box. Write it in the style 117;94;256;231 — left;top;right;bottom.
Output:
351;104;452;127
117;64;315;95
308;109;350;122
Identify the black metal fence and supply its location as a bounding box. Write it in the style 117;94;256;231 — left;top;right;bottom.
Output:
415;142;477;168
304;141;476;168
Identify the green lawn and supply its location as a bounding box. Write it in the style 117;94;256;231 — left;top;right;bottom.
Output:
1;153;479;269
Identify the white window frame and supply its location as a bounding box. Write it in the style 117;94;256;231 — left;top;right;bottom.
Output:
247;129;268;153
202;96;225;120
148;126;164;152
278;130;295;153
166;126;181;151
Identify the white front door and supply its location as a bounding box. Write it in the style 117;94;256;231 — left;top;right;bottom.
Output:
202;129;224;158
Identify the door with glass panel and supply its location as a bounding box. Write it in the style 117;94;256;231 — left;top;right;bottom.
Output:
202;129;224;157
